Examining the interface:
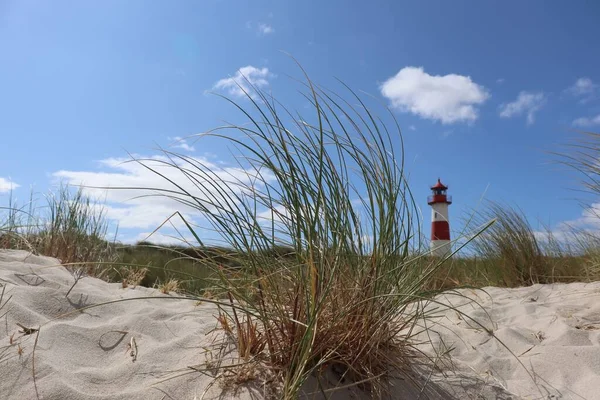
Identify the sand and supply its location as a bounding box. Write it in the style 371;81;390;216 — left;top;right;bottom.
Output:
1;250;599;399
417;283;600;399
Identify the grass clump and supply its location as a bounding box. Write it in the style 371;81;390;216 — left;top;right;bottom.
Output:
158;278;180;294
128;74;446;397
470;202;546;286
0;185;115;273
113;243;215;294
440;200;600;288
0;188;213;293
555;131;600;197
459;131;600;288
120;266;149;288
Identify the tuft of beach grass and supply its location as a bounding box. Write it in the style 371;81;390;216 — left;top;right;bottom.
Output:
0;185;116;275
120;68;464;398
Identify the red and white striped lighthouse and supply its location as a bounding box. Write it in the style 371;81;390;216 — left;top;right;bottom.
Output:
428;178;452;257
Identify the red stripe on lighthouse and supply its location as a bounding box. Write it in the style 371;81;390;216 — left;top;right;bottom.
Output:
431;221;450;241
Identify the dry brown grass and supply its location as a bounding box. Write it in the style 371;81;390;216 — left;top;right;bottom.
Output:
121;267;148;288
158;278;180;294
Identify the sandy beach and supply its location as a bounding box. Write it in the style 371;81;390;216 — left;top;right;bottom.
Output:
416;283;600;399
1;250;599;399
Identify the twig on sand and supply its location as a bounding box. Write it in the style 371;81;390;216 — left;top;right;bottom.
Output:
65;268;84;298
16;322;38;335
518;345;535;357
129;336;138;362
32;328;41;400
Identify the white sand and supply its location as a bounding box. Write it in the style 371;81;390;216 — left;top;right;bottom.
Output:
1;250;599;399
0;250;234;400
416;283;600;399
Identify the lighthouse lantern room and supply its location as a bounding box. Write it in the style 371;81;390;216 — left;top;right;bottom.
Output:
428;178;452;257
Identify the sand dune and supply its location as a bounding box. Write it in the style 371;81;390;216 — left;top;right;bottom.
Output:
1;250;599;399
0;250;232;400
418;282;600;399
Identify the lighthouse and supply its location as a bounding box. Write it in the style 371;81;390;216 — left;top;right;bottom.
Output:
428;178;452;257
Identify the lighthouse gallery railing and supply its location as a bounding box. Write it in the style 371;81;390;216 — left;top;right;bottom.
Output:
427;195;452;204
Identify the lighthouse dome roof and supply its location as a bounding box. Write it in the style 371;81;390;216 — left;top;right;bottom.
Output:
431;178;448;190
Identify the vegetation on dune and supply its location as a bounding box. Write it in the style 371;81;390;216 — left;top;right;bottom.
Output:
0;186;115;273
428;130;600;290
555;131;600;198
1;72;600;398
123;73;455;398
429;204;600;290
1;74;458;397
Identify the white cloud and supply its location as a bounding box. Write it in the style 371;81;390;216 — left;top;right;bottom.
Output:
246;21;275;36
52;154;276;231
535;204;600;249
496;78;505;84
257;23;274;35
573;114;600;127
566;77;598;103
408;125;416;131
213;66;273;99
380;66;489;124
0;177;19;193
168;136;195;152
580;204;600;226
533;228;585;247
499;91;546;125
101;203;190;230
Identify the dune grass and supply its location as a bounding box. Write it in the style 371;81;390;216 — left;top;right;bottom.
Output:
0;187;218;294
112;243;216;293
554;131;600;196
109;74;459;398
426;199;600;290
0;186;115;273
2;78;599;399
470;202;547;286
0;74;457;397
449;130;600;288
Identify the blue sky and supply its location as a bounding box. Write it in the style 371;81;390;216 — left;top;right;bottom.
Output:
1;1;599;245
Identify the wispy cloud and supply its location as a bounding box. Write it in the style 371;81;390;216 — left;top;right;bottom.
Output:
565;77;598;103
257;23;274;35
408;125;416;131
499;91;546;125
496;78;505;84
0;177;19;193
573;114;600;127
380;66;489;124
168;136;195;152
246;21;275;36
536;203;600;246
441;130;453;139
213;65;273;99
52;154;275;231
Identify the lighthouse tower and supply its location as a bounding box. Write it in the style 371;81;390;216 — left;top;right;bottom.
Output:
428;178;452;257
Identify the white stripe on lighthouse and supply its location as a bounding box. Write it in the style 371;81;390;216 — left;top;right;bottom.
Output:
431;203;449;223
430;240;451;257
